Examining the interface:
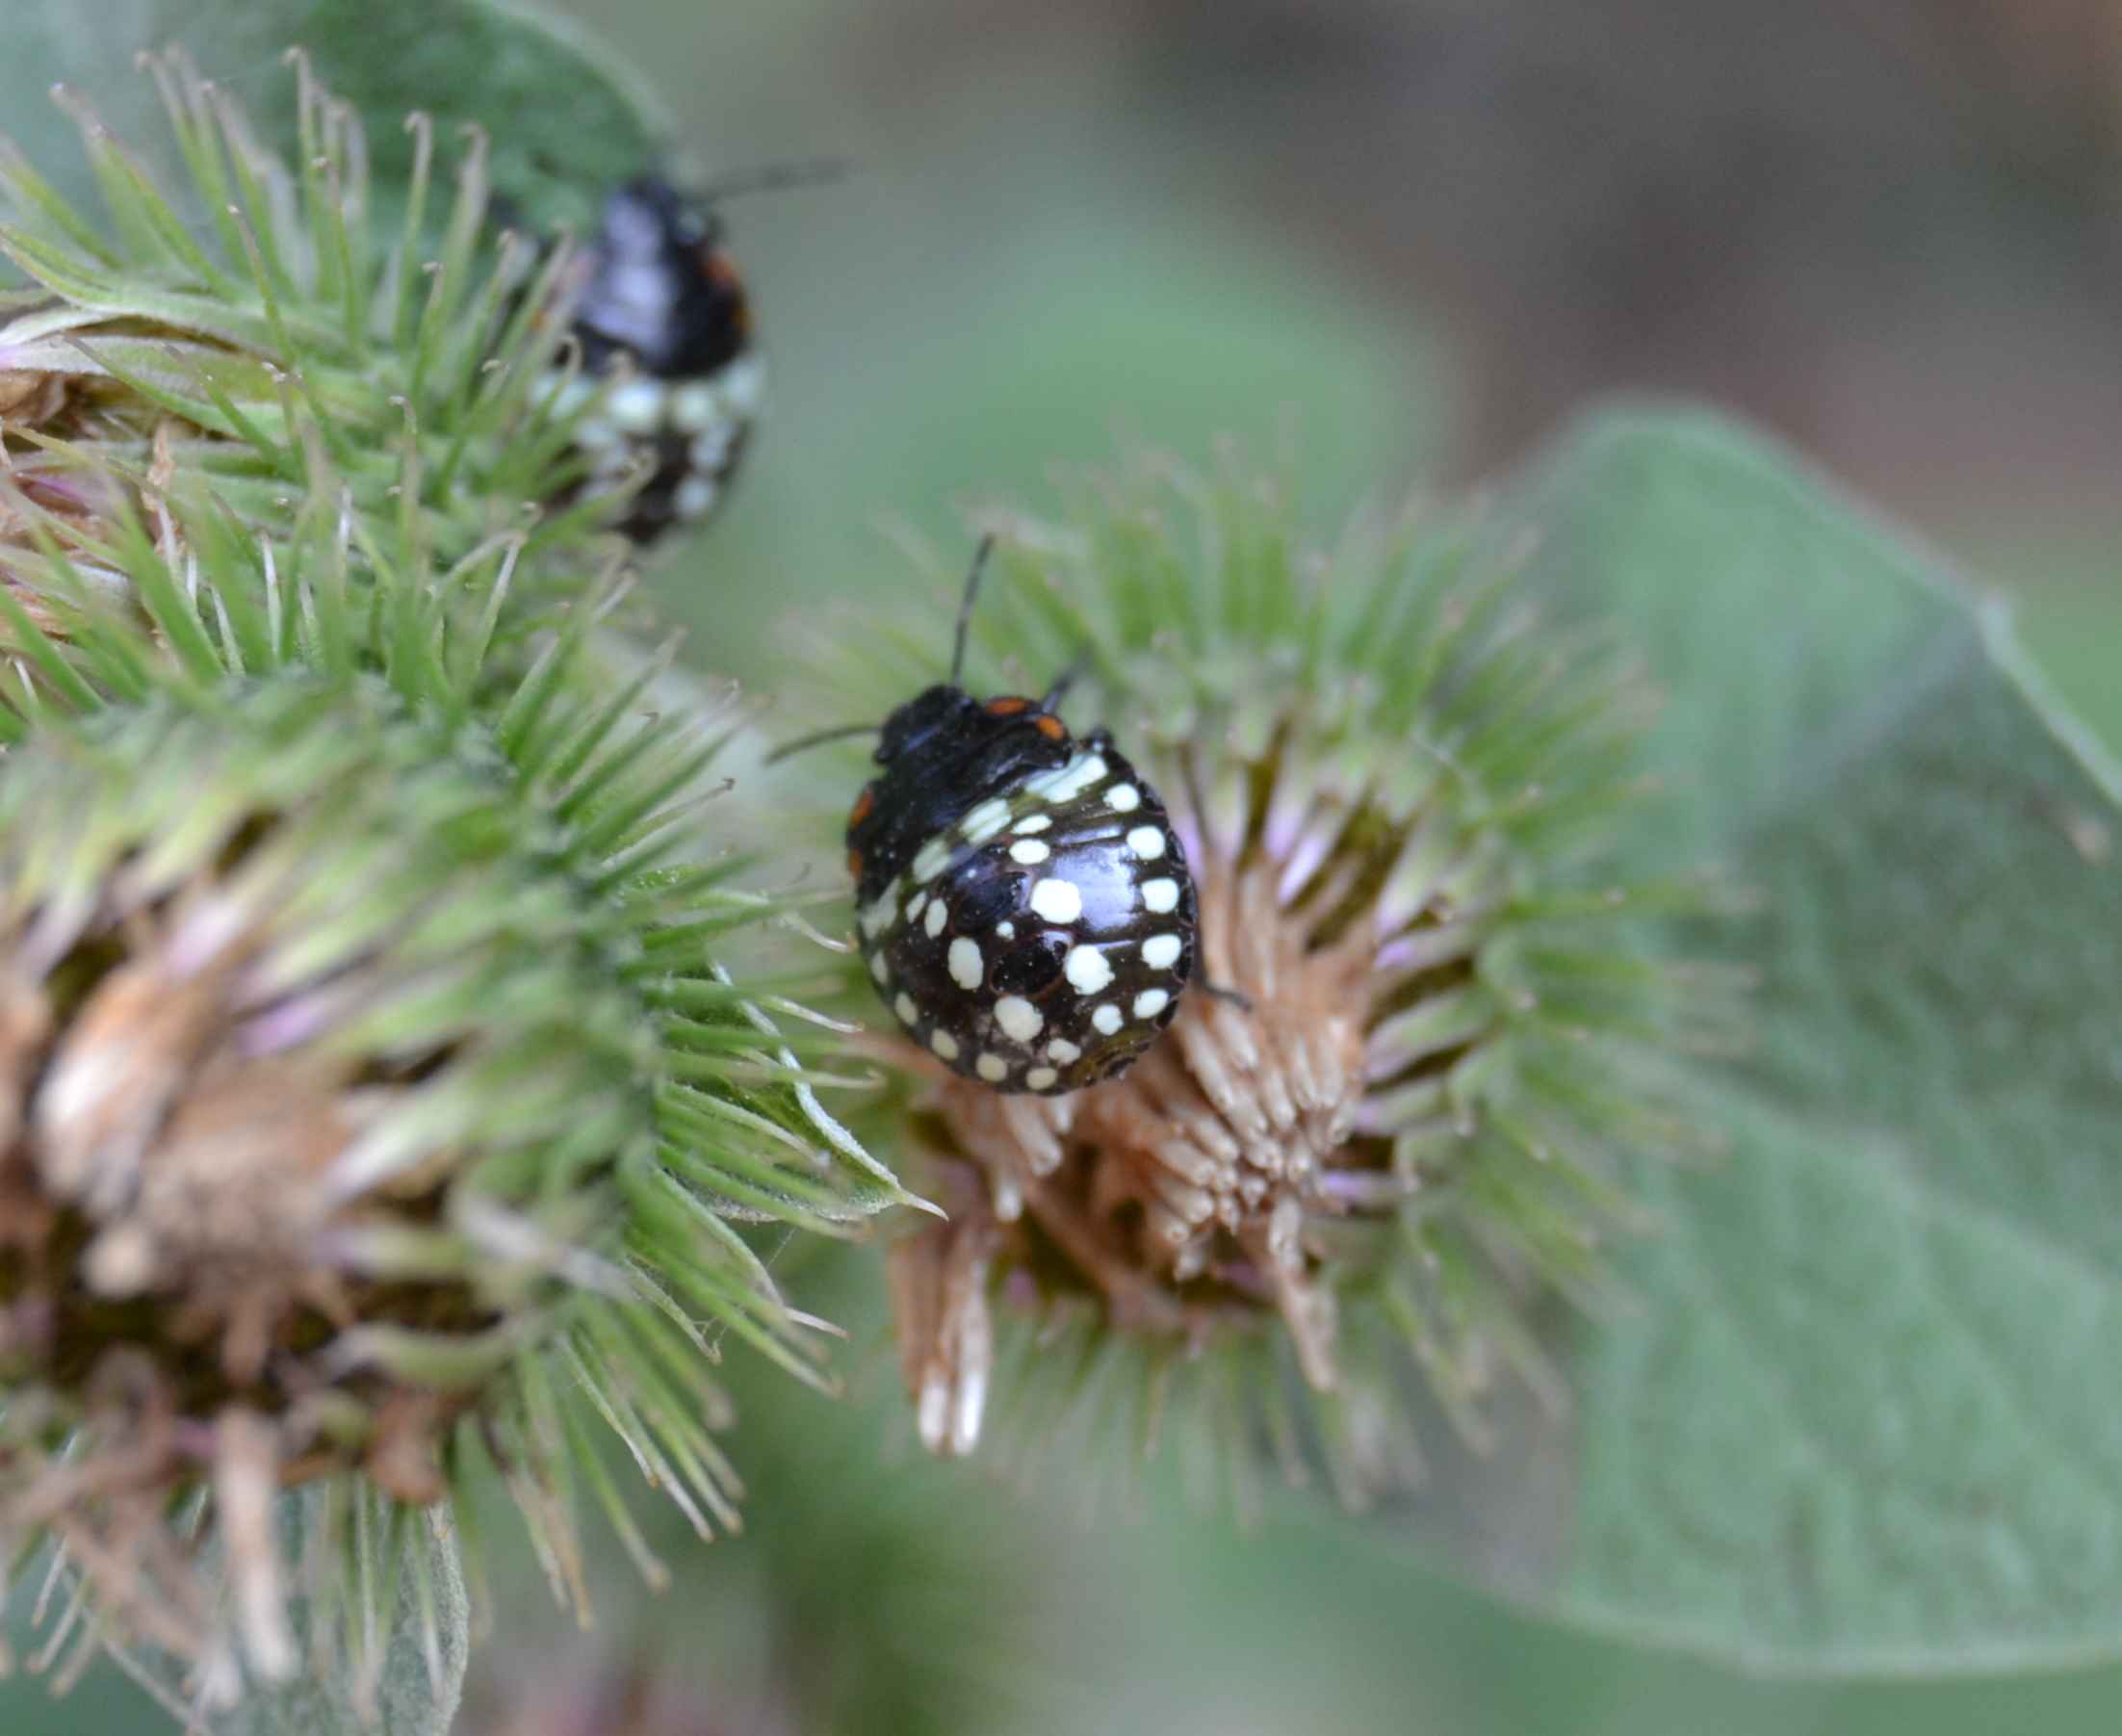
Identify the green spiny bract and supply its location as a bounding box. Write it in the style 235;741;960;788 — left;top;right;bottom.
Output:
0;48;640;657
780;452;1746;1510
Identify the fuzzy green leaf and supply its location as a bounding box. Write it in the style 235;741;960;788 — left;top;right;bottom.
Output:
1398;403;2122;1675
5;0;660;234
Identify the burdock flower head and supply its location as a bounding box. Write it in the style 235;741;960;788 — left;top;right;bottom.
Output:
787;453;1740;1505
0;31;904;1733
0;397;906;1715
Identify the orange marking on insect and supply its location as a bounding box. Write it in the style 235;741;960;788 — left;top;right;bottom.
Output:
846;847;863;880
701;248;753;337
848;786;875;831
986;695;1032;715
1034;714;1066;741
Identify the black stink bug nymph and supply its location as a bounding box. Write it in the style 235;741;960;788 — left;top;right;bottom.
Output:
796;541;1200;1096
551;174;765;545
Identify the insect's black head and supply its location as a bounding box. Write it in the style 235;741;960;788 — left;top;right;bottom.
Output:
574;175;748;379
875;684;982;764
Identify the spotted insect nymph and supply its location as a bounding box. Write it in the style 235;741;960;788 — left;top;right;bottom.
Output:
550;173;767;544
793;541;1201;1095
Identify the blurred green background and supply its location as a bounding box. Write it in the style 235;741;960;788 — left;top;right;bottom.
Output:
11;2;2119;1731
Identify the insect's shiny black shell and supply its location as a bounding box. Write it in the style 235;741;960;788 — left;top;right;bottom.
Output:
848;686;1198;1096
549;176;763;545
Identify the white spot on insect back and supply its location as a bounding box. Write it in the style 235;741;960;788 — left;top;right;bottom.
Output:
573;415;627;453
720;353;767;415
1106;784;1141;813
868;951;890;986
1011;814;1051;835
1090;1002;1124;1036
1133;989;1170;1021
1026;752;1107;804
994;996;1044;1043
924;899;948;939
1064;946;1112;995
976;1052;1010;1082
962;798;1012;844
1126;826;1167;860
1046;1037;1081;1064
1025;1066;1059;1091
996;920;1016;939
1029;878;1083;923
894;993;919;1025
670;379;719;432
607;376;664;432
947;937;984;990
1140;933;1183;971
930;1029;961;1061
673;475;718;520
1009;839;1050;865
690;426;736;470
907;891;928;922
912;837;952;883
858;894;897;939
1140;877;1180;913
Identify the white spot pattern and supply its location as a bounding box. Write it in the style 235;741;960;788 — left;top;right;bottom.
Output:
669;380;719;431
1026;752;1107;803
721;354;768;414
859;726;1192;1095
1140;933;1183;971
995;996;1044;1043
1029;878;1083;923
607;377;664;431
962;797;1012;845
1064;946;1112;995
690;427;736;469
1140;877;1180;913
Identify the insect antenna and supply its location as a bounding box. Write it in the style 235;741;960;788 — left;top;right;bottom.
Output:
764;720;880;764
1040;654;1089;713
698;158;851;202
948;532;998;688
